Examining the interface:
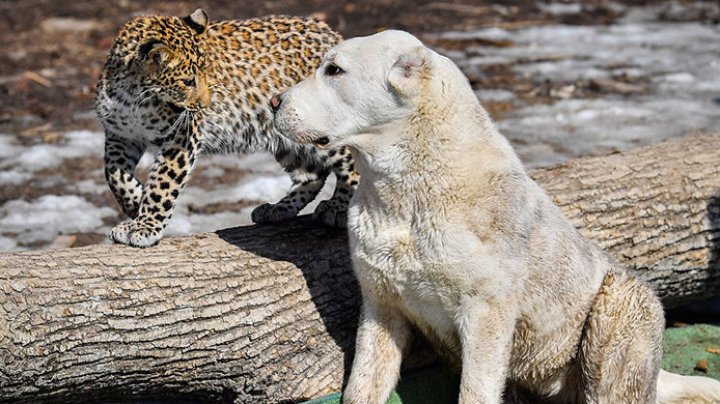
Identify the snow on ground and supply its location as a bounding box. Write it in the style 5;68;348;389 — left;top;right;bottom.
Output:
165;156;337;237
1;4;719;252
0;134;331;250
434;15;720;167
165;168;291;237
0;131;104;175
0;195;116;247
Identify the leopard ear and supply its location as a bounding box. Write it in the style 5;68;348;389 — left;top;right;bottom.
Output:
139;40;175;71
183;8;208;35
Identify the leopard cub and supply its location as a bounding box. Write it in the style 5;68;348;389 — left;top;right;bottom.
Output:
96;9;357;247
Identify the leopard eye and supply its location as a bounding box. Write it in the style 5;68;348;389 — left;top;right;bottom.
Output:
325;64;344;77
182;78;196;86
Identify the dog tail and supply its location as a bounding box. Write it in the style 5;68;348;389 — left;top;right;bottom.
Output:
657;369;720;403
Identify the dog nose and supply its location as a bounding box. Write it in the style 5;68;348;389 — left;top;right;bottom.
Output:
270;94;282;113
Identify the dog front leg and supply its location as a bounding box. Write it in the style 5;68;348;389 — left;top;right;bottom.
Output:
457;298;516;404
343;297;412;404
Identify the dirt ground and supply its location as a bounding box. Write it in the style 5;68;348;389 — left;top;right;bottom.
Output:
0;0;663;137
0;0;633;248
1;0;719;250
1;0;718;242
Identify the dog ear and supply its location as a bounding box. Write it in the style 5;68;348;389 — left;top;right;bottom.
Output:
139;40;175;72
183;8;209;35
387;46;430;96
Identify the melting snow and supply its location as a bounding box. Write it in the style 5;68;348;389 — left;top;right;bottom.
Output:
2;5;719;251
166;210;253;236
433;19;720;167
3;131;103;171
0;236;18;252
167;167;336;236
476;89;517;102
67;179;110;195
0;171;32;185
0;195;116;245
182;174;291;207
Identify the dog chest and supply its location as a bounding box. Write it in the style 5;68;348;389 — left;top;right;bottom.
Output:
349;211;498;303
350;221;418;299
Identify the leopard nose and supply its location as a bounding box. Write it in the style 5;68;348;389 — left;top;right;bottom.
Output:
270;94;282;113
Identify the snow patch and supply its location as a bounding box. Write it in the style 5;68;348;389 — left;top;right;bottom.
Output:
201;166;226;178
0;236;18;251
434;19;720;166
69;179;109;195
0;135;25;160
499;96;716;167
0;195;116;245
165;171;337;236
136;152;156;170
476;89;517;102
538;2;582;15
0;130;103;172
166;210;253;236
0;170;32;185
180;174;292;208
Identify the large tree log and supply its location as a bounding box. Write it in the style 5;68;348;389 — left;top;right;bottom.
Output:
1;133;719;403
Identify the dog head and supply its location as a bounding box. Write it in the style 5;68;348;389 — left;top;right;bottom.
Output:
272;30;463;150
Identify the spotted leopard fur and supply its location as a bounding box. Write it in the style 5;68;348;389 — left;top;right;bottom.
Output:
96;9;358;248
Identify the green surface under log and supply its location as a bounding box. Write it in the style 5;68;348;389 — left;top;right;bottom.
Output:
303;324;720;404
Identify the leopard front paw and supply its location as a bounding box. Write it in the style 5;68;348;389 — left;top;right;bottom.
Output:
313;199;347;228
128;224;163;248
109;220;163;248
109;220;136;244
251;202;299;224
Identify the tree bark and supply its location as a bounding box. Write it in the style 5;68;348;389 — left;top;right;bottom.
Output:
1;133;719;403
531;133;720;305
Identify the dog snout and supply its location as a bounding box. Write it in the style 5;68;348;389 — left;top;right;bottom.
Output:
270;94;283;113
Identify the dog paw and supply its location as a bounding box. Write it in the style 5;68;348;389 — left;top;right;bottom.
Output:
128;225;163;248
109;220;136;244
251;203;299;224
313;199;347;228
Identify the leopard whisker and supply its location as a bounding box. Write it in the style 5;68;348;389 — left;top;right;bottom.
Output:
95;90;116;120
130;88;158;123
164;110;186;137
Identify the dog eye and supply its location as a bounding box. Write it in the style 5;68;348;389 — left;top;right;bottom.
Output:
182;78;196;86
325;64;344;77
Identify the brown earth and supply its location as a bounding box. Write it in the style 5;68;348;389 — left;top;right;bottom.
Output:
0;0;709;251
0;0;647;138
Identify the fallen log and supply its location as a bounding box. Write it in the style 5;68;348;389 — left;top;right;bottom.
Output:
1;133;719;403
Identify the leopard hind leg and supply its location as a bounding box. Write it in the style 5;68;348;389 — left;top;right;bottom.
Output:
251;144;328;224
313;145;358;228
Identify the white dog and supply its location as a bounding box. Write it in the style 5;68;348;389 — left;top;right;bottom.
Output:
272;30;720;404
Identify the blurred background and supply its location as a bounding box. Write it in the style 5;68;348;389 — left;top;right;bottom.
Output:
0;0;719;253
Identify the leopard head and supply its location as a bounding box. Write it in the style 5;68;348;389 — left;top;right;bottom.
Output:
130;9;212;111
